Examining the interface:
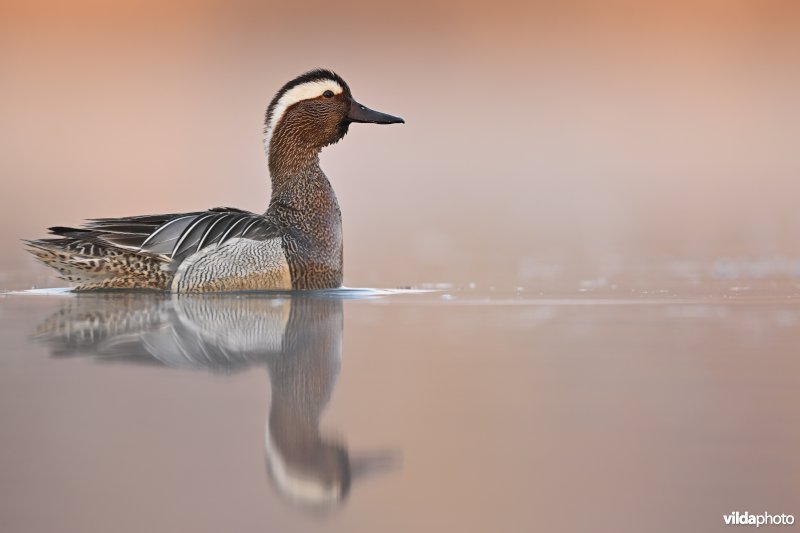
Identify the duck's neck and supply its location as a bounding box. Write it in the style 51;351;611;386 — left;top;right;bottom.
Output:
268;138;323;191
266;139;343;283
267;144;339;216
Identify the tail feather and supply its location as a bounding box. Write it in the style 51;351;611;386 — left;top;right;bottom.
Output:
25;235;171;290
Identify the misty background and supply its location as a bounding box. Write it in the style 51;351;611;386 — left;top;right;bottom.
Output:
2;0;799;289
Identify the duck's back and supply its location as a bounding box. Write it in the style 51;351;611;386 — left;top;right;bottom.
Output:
26;208;296;292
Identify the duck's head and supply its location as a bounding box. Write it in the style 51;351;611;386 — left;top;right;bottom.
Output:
263;69;404;159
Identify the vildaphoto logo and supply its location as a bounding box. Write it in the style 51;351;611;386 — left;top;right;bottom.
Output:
723;511;795;527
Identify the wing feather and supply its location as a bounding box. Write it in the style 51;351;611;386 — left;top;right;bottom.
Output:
195;214;232;252
46;208;280;264
171;213;218;261
139;215;199;252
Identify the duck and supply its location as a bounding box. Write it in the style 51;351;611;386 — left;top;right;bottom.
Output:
25;69;404;291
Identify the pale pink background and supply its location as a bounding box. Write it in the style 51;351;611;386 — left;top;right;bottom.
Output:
2;0;799;288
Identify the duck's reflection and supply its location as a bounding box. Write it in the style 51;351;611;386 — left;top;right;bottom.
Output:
33;293;398;511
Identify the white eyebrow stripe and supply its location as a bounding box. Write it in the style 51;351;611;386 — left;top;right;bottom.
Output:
263;79;344;154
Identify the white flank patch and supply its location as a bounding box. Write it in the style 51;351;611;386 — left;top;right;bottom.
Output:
263;79;344;155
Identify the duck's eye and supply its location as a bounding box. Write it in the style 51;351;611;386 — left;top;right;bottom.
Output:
323;90;334;98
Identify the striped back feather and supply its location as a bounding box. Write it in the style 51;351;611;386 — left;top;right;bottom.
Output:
26;207;280;289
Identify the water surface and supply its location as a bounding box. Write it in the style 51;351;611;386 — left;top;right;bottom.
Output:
1;282;799;533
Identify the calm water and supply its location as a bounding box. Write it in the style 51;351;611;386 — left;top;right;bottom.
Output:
4;0;799;529
1;280;799;533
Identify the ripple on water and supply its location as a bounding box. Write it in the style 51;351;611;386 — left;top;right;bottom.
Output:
3;286;436;300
